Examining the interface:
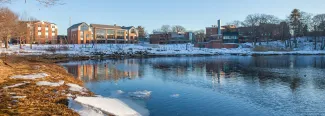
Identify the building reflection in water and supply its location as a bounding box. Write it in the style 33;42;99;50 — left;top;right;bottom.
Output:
64;59;142;82
62;56;325;92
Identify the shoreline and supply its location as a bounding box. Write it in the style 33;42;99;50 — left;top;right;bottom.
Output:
0;56;94;115
15;52;325;63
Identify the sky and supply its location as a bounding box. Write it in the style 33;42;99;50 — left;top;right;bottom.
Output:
3;0;325;35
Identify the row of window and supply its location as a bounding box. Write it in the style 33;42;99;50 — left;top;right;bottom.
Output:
37;30;56;33
38;25;56;28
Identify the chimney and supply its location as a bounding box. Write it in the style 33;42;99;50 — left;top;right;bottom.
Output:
218;19;221;35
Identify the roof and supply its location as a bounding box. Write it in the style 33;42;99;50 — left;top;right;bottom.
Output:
121;26;134;30
90;24;122;29
68;22;87;30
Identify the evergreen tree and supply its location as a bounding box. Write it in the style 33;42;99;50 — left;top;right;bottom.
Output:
289;9;302;48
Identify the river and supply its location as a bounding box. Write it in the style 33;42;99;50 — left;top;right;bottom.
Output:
61;56;325;116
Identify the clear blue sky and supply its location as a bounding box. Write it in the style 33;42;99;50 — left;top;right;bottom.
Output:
3;0;325;35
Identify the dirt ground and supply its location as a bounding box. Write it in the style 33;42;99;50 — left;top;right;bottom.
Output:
0;56;93;116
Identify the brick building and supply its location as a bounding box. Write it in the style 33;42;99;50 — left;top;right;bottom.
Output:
206;25;236;38
67;22;138;44
20;21;58;44
67;22;93;44
149;32;193;44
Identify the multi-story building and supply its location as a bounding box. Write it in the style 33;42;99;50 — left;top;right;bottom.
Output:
20;21;58;44
206;25;237;38
67;22;93;44
149;32;193;44
67;22;139;44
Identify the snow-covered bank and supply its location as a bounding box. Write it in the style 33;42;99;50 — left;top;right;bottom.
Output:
73;96;150;116
1;38;325;57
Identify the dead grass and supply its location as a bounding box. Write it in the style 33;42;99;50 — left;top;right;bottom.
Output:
0;56;93;115
253;46;292;52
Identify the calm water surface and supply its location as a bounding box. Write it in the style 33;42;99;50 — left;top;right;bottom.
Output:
61;56;325;116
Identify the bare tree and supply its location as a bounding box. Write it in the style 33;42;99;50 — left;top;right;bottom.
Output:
0;0;63;6
313;14;325;50
137;26;146;38
172;25;186;33
160;25;171;34
242;14;259;46
0;7;18;49
227;20;242;27
194;29;205;42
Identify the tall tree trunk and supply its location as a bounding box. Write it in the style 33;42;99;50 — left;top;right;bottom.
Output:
19;37;22;49
30;36;33;49
314;36;317;50
294;36;297;48
5;37;9;49
321;37;325;50
254;37;257;46
289;39;292;48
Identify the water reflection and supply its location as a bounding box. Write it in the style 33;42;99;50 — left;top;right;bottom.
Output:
63;59;143;82
61;56;325;116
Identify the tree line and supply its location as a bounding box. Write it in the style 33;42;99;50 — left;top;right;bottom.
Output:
0;7;38;49
227;9;325;50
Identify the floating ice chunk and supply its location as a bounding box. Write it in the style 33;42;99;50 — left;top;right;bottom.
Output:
128;90;152;99
170;94;180;98
74;97;149;116
12;96;26;99
66;83;88;93
110;90;125;98
10;73;49;79
3;82;29;89
36;80;64;87
117;90;124;94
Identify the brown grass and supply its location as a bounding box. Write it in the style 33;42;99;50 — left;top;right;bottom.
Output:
253;46;292;52
0;56;93;115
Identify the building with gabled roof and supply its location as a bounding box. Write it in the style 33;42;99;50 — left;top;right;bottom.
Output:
67;22;93;44
67;22;138;44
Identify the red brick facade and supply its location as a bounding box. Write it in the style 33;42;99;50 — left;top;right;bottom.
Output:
24;21;58;44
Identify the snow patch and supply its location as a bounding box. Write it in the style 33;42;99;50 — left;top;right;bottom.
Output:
36;80;64;87
3;82;29;89
66;83;88;93
10;73;49;80
128;90;152;99
74;96;149;116
12;96;26;99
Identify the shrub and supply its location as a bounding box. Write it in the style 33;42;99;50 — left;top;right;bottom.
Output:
253;46;292;52
45;47;56;53
252;46;269;52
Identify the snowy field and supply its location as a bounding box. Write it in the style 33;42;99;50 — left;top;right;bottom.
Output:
1;37;325;56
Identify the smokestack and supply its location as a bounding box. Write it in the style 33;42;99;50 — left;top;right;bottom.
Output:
218;19;221;35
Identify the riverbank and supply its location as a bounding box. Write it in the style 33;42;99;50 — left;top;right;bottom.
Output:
0;56;93;115
1;41;325;58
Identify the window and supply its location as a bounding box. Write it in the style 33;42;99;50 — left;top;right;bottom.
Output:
46;30;48;32
38;24;41;27
46;25;48;27
52;31;55;33
38;30;41;32
80;24;89;31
